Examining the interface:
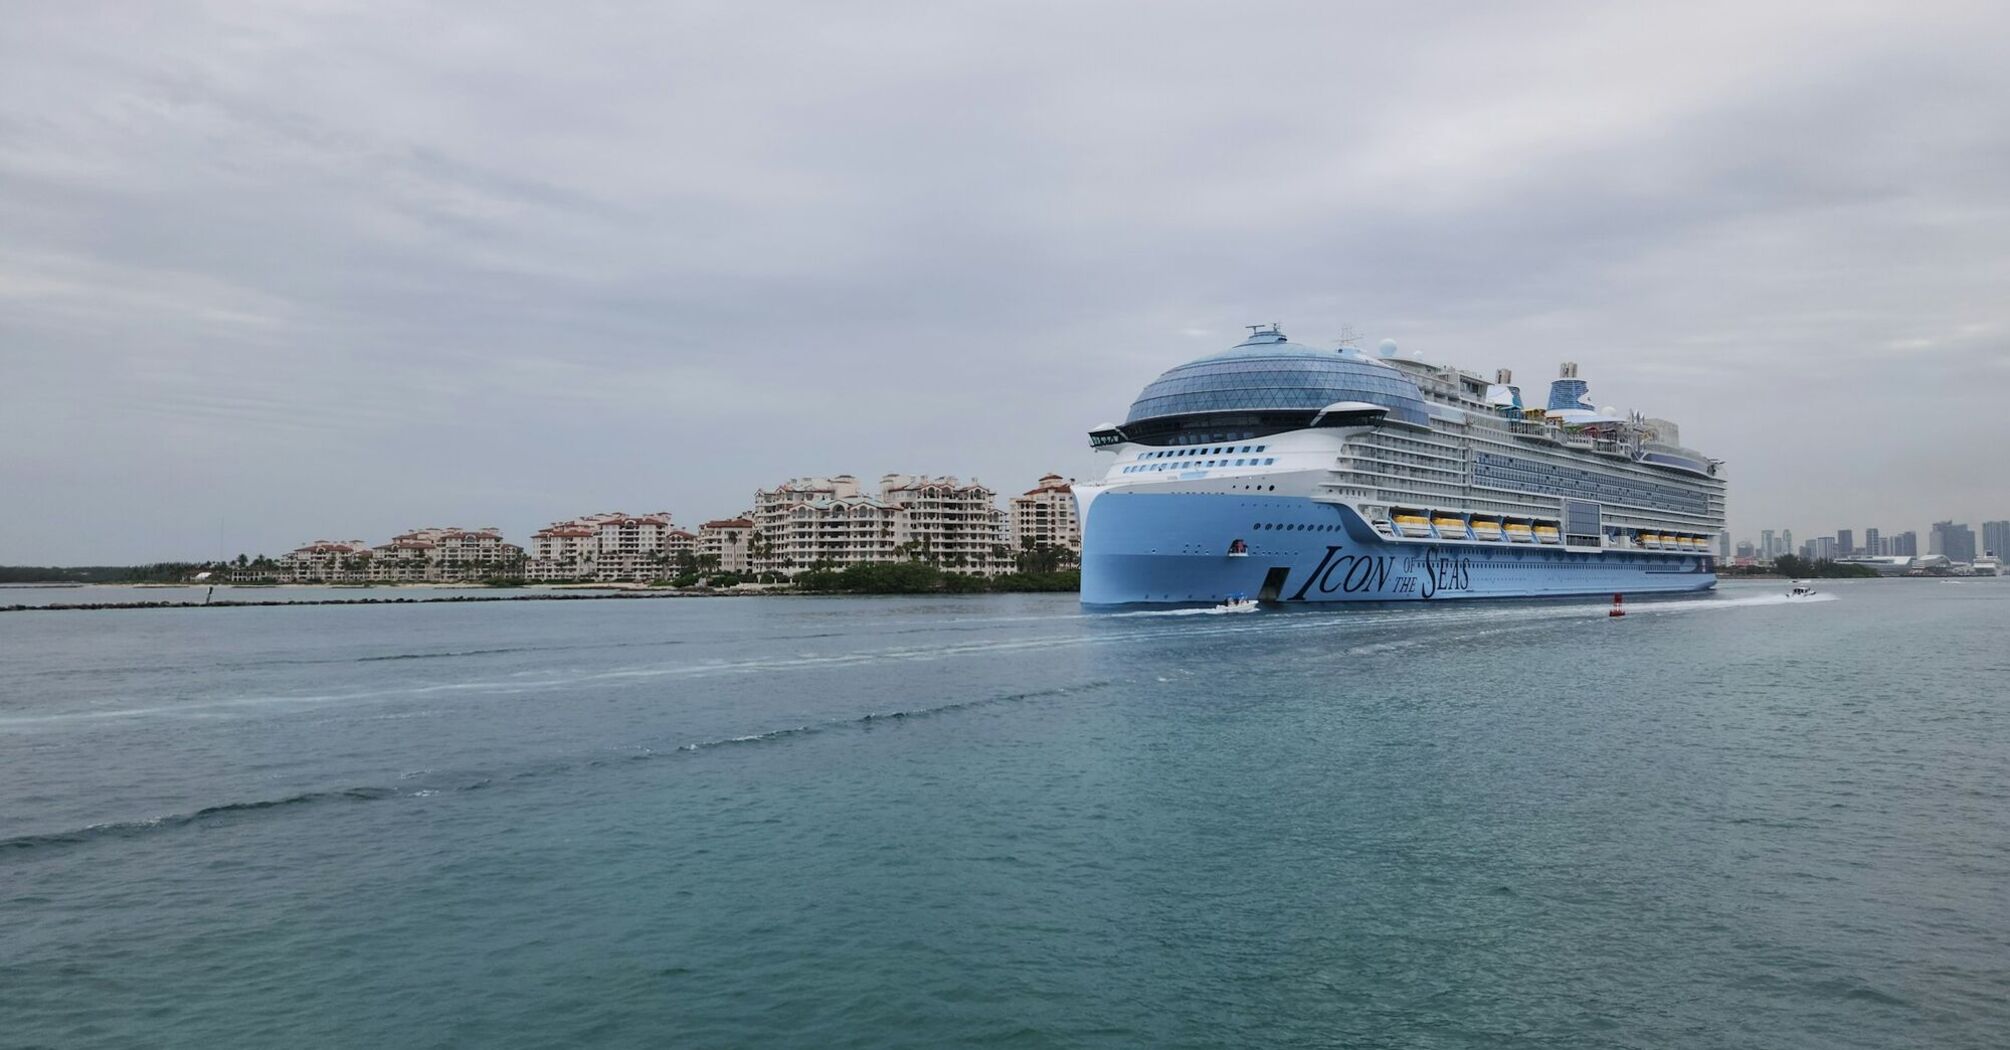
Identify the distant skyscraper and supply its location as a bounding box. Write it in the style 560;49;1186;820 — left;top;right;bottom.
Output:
1836;529;1854;557
1931;521;1977;563
1865;528;1881;557
1984;520;2010;559
1782;530;1794;557
1736;540;1756;559
1892;531;1918;557
1761;529;1776;559
1718;532;1731;558
1815;536;1836;560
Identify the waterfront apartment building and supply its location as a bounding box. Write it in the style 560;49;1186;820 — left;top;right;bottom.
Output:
276;527;524;583
752;476;900;573
526;512;695;582
379;527;523;582
1836;529;1854;557
1009;474;1082;558
1865;528;1880;557
1890;530;1918;557
277;540;374;583
882;474;1008;571
697;518;755;575
751;474;1009;575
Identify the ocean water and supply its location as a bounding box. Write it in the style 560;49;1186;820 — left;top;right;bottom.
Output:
3;580;2007;1048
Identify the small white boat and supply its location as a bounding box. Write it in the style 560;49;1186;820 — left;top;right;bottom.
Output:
1213;597;1260;614
1787;580;1818;598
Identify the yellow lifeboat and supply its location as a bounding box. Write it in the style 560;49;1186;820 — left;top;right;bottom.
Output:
1640;532;1664;548
1470;516;1504;540
1393;513;1433;539
1504;520;1535;543
1533;523;1562;544
1431;514;1468;539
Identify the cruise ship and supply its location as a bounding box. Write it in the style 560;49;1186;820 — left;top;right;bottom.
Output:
1076;325;1726;605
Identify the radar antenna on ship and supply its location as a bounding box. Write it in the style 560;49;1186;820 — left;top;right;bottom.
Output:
1335;324;1361;349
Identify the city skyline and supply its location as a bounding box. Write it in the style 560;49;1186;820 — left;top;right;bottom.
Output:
6;3;2010;563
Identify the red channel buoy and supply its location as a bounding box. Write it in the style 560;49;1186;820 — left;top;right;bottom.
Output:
1609;593;1625;618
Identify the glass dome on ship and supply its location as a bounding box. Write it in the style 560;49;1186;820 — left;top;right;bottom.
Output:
1075;325;1727;606
1090;327;1429;450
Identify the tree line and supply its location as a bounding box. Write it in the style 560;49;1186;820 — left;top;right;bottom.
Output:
0;564;210;584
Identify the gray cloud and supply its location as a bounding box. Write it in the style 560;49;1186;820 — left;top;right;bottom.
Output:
4;0;2007;561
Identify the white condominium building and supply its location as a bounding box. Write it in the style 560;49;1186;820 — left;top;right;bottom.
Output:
375;527;523;582
278;540;373;583
1009;474;1081;555
276;527;523;583
697;518;755;575
526;521;598;581
752;476;899;572
750;474;1009;575
527;512;694;582
882;474;1009;573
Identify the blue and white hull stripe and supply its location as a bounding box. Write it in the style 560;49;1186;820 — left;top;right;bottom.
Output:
1080;491;1715;606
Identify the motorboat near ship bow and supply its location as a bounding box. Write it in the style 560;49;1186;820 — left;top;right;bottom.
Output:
1075;325;1726;605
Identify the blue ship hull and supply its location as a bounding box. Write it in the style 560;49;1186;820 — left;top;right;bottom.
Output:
1080;491;1715;606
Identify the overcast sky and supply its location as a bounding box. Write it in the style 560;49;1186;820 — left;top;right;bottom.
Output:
4;1;2007;562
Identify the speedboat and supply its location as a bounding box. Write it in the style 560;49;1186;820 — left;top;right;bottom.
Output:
1213;597;1260;614
1787;580;1818;598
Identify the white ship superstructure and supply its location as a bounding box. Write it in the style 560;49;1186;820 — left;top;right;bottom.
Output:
1077;326;1726;604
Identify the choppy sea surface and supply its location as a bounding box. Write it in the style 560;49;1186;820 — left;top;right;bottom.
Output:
3;579;2007;1048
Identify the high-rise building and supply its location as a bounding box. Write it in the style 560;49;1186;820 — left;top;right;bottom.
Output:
1814;536;1836;560
1983;520;2010;559
1836;529;1854;557
1761;529;1776;560
375;526;523;582
697;518;755;575
1891;531;1918;557
751;474;1008;575
1717;532;1731;558
1865;528;1881;557
1009;474;1082;558
527;512;692;582
278;539;374;583
1782;529;1794;557
1931;521;1977;563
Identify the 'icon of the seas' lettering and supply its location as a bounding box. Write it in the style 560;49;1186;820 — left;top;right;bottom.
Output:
1289;545;1472;601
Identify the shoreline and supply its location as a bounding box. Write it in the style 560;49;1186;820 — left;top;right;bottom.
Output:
0;589;772;612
